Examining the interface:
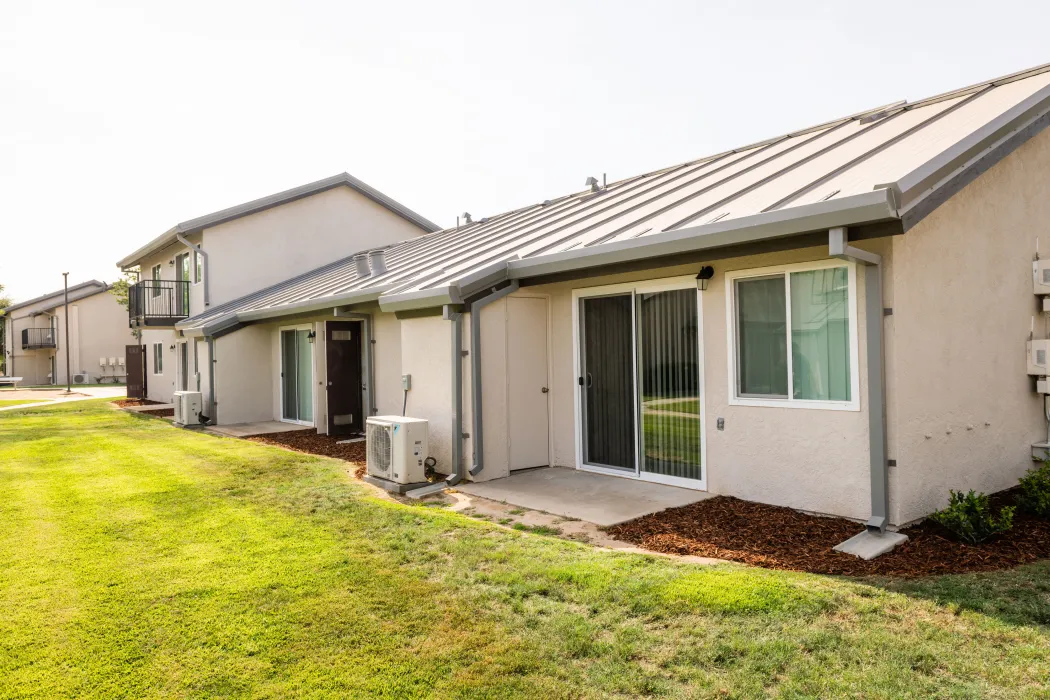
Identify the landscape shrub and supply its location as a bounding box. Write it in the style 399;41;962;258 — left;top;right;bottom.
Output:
928;490;1014;544
1018;461;1050;517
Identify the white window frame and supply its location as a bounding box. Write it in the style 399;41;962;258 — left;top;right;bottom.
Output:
151;264;162;298
571;275;707;491
193;250;203;285
278;323;316;427
725;258;860;412
152;343;164;375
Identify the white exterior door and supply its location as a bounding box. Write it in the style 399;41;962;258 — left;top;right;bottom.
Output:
507;296;550;471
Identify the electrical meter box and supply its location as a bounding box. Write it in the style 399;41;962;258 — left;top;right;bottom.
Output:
1034;260;1050;295
1028;339;1050;375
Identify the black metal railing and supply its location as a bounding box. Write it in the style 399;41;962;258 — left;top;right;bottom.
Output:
129;280;191;327
22;327;57;349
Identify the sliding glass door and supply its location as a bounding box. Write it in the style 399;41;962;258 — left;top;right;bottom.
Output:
281;328;313;425
576;278;705;488
580;295;636;471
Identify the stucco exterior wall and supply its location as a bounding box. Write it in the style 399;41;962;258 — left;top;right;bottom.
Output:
512;243;885;522
372;310;404;417
142;329;177;403
204;187;429;308
4;312;56;384
891;127;1050;524
400;315;456;475
215;325;274;425
50;290;135;384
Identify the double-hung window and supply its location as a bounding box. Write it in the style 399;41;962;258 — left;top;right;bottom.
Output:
151;264;162;298
194;250;203;285
728;260;858;410
153;343;164;375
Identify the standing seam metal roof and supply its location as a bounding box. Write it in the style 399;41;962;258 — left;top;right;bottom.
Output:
178;61;1050;333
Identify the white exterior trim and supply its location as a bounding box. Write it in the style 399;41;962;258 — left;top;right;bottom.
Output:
724;258;861;412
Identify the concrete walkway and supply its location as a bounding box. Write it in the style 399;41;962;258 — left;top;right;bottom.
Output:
0;386;126;412
456;466;712;527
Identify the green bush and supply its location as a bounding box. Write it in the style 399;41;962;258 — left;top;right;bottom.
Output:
1019;461;1050;517
928;490;1015;544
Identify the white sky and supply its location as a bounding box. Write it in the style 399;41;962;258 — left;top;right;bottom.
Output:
2;0;1048;302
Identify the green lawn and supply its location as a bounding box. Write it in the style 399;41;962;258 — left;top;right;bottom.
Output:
0;399;46;408
2;401;1050;697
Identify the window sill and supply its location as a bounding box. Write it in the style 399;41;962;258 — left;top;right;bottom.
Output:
729;396;860;412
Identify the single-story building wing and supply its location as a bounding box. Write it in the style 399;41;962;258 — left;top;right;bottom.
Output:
176;61;1050;529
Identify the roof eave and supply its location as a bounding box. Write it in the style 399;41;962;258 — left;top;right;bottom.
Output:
372;188;900;313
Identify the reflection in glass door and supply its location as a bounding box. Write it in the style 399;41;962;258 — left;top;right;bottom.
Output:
637;289;702;482
580;295;635;470
281;329;313;424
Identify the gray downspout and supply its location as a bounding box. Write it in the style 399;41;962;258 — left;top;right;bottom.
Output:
333;310;377;417
445;304;465;486
829;227;888;532
207;336;218;423
175;234;209;307
469;281;520;476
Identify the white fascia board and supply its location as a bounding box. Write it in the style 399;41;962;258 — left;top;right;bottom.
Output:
892;81;1050;210
378;285;463;313
506;188;900;280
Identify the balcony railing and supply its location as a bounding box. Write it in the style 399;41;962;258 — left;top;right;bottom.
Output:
129;280;191;327
22;328;57;350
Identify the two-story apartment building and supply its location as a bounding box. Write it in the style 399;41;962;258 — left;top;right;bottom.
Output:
115;172;439;407
3;280;134;386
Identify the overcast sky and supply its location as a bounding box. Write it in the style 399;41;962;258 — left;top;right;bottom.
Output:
2;0;1048;302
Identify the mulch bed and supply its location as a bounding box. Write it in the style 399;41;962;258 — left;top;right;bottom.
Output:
139;408;174;418
245;429;367;478
606;489;1050;578
112;399;163;408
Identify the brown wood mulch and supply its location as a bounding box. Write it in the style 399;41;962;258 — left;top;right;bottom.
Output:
606;489;1050;578
139;408;174;418
112;398;163;408
245;429;368;478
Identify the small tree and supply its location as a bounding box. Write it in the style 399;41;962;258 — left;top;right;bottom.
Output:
110;271;141;340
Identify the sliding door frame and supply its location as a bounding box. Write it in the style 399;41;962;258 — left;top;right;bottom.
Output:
278;323;316;427
572;275;707;491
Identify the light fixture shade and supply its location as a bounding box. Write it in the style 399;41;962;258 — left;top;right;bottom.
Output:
696;265;715;290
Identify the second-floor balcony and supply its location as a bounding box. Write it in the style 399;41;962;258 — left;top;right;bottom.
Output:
129;280;191;328
22;328;57;350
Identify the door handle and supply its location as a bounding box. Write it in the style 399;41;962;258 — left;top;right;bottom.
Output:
586;372;593;388
541;387;548;393
327;381;334;387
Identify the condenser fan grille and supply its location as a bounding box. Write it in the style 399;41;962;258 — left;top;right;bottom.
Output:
367;423;392;473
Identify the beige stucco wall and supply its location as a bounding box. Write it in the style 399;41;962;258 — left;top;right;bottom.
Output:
204;187;429;308
5;288;133;386
142;328;177;403
890;127;1050;524
51;290;136;384
399;315;457;475
514;243;886;522
215;325;275;425
4;312;56;384
372;310;404;417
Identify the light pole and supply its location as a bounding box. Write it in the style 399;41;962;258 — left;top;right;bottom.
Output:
63;273;71;393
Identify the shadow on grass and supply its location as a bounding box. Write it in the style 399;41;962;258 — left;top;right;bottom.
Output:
864;559;1050;628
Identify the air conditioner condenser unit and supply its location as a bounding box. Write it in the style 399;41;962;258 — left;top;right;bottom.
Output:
72;372;92;385
366;416;429;487
173;391;202;427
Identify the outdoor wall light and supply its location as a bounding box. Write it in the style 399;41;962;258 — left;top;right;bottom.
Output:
696;266;715;291
307;331;316;343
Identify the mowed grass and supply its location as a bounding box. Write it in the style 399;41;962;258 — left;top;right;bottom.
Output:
2;402;1050;698
0;399;45;408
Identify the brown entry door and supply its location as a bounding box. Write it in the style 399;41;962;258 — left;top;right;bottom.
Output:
325;321;364;436
126;344;146;399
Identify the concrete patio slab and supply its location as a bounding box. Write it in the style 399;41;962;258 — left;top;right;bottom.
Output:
0;386;126;412
455;466;713;527
206;421;309;438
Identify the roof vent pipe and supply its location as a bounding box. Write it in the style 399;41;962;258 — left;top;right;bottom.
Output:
368;250;388;276
354;253;371;277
